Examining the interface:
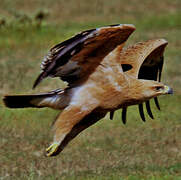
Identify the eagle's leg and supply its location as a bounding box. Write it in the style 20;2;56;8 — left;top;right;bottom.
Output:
46;103;98;156
47;109;107;157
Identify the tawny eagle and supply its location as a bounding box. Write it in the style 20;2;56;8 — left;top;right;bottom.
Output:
3;24;173;156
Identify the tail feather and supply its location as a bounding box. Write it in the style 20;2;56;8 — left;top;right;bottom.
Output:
3;89;65;109
3;95;43;108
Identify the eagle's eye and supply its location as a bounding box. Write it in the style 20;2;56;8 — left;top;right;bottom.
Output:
155;86;163;91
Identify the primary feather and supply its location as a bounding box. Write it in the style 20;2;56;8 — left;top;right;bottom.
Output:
33;24;135;88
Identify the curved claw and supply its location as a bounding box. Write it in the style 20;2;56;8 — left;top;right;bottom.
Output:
139;104;146;122
46;142;59;157
145;101;154;119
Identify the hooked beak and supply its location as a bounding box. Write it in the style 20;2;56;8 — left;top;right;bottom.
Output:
162;85;173;94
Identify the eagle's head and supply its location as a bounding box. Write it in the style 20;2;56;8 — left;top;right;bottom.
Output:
140;80;173;99
131;80;173;104
124;78;173;107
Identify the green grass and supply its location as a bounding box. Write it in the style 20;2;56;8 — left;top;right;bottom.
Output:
0;0;181;179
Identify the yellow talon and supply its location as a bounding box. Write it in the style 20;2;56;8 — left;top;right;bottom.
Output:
46;142;59;156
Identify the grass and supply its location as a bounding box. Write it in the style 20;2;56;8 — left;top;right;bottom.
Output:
0;0;181;179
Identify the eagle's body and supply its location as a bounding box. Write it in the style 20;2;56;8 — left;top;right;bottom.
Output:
3;24;173;156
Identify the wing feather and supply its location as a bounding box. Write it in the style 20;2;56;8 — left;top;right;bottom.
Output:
122;107;127;124
33;24;135;88
138;104;146;122
145;101;154;119
120;39;168;78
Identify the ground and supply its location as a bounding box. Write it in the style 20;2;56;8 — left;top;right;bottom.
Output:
0;0;181;179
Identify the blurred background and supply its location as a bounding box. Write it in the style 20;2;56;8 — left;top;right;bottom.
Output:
0;0;181;179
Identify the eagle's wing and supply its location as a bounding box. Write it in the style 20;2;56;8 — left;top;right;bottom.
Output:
110;39;168;123
121;39;168;79
33;24;135;88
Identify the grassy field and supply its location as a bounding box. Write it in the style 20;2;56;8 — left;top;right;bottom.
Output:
0;0;181;179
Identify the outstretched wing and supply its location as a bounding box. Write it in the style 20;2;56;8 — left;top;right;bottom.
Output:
121;39;167;79
110;39;168;123
33;24;135;88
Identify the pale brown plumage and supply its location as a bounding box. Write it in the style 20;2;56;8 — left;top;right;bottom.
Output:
110;39;168;123
3;24;173;156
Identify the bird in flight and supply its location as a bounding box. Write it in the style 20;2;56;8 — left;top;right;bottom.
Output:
3;24;173;156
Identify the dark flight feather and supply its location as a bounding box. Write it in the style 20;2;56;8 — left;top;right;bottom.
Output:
33;24;135;88
139;104;146;122
122;107;127;124
145;101;154;119
110;111;114;120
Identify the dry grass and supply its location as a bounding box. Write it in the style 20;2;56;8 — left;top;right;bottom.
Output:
0;0;181;179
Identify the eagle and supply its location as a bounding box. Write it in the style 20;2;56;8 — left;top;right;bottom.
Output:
3;24;173;156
